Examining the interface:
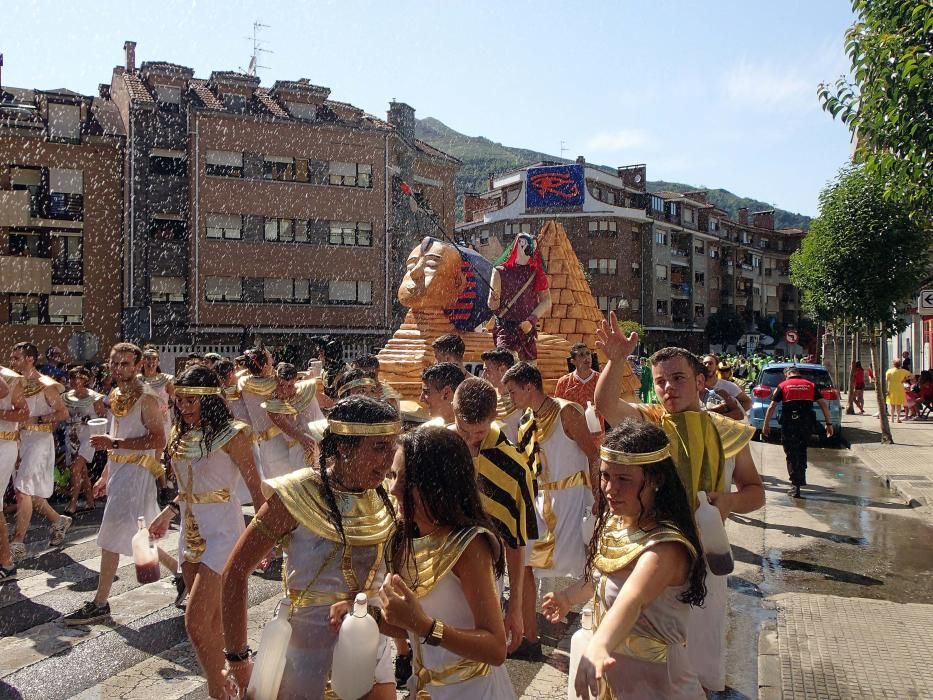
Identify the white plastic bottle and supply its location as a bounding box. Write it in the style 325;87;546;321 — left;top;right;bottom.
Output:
330;593;379;699
247;600;293;700
131;517;160;584
695;491;735;576
568;608;594;700
584;402;601;433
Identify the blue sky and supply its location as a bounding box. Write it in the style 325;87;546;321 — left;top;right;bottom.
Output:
3;0;856;216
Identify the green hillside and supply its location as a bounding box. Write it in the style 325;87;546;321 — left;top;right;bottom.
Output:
415;117;811;231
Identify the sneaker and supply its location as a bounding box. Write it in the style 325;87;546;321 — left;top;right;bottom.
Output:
508;638;544;661
62;600;111;626
394;652;412;689
49;515;73;546
10;542;26;565
173;574;187;609
0;564;17;583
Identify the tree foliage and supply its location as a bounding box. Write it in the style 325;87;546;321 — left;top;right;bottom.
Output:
818;0;933;216
791;165;928;336
705;308;746;346
617;319;646;340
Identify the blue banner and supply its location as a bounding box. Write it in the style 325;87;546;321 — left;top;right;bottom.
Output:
526;164;585;209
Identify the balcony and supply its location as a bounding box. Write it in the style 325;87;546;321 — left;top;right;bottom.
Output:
670;282;691;298
0;190;30;227
671;248;690;258
0;256;52;294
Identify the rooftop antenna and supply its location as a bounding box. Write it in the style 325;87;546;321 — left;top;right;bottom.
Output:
241;21;272;76
560;140;568;161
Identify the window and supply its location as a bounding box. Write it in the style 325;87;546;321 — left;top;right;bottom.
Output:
708;217;720;232
752;255;761;269
683;207;694;224
656;300;668;315
655;230;668;246
329;221;372;247
265;218;294;242
149;148;187;176
50;231;83;285
709;247;720;259
153;84;181;105
9;297;43;325
328;280;372;305
588;220;618;237
506;223;531;237
587;258;617;275
206;214;242;240
151;214;186;240
47;169;84;221
694;272;705;287
606;191;616;206
694;241;705;255
596;296;628;312
9;294;80;324
206;150;243;177
47;295;83;324
694;304;705;318
150;276;186;302
329;162;372;187
655;264;668;281
263;277;310;303
48;103;81;143
205;276;242;301
286;102;317;120
263;155;295;181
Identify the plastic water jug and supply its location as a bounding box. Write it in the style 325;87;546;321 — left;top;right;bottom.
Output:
568;607;594;700
330;593;379;699
247;600;293;700
695;491;734;575
131;517;160;584
584;402;601;433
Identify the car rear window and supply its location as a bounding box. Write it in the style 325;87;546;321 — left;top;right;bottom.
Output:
756;368;834;391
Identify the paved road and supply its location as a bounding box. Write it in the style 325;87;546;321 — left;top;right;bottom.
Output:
1;436;928;699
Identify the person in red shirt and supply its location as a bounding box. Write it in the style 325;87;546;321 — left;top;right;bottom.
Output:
851;361;866;414
554;343;602;428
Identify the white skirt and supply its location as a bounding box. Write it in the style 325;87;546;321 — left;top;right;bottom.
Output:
423;665;515;700
530;485;588;579
686;562;727;691
96;459;160;556
180;500;245;574
0;442;18;507
13;431;55;498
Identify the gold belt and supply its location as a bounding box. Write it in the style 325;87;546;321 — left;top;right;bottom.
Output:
252;424;282;444
108;451;165;479
177;488;231;505
21;423;54;433
415;654;489;689
529;470;590;570
0;431;18;442
287;587;378;608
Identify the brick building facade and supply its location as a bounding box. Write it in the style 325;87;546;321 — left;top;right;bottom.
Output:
0;83;124;362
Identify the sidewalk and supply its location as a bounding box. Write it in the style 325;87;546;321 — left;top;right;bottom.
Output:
842;388;933;509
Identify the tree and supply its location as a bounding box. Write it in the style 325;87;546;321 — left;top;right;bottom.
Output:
617;319;646;340
791;165;929;442
818;0;933;217
705;309;745;347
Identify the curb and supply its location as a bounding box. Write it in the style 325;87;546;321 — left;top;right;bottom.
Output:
757;619;781;700
849;444;926;507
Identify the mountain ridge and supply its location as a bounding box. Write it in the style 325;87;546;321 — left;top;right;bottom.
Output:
415;116;812;231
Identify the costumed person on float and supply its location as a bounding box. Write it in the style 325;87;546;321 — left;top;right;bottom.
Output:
488;232;552;363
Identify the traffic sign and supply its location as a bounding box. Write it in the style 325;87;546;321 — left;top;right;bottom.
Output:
785;330;799;344
919;289;933;311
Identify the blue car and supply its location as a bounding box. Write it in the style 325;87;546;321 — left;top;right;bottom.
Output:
748;363;843;446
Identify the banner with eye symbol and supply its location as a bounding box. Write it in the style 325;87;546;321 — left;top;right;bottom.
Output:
526;164;585;209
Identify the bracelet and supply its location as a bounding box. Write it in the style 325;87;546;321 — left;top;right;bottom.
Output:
168;502;180;515
223;646;253;663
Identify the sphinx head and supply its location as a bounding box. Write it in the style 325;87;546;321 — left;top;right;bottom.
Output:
399;237;465;309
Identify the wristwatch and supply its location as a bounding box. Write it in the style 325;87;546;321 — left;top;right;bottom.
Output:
423;619;445;647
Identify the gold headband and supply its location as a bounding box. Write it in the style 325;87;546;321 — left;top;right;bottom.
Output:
337;377;379;398
600;445;671;466
174;386;223;397
327;419;402;436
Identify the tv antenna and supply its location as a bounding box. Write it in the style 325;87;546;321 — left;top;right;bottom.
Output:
241;21;272;76
560;140;568;160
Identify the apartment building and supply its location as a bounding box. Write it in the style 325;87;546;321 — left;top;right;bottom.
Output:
458;161;805;353
110;42;457;364
0;80;124;361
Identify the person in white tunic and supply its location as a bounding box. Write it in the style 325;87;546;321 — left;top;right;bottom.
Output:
215;358;256;504
380;426;514;699
62;342;175;626
0;366;29;580
236;348;282;479
139;345;176;441
502;361;600;661
261;362;324;479
9;341;72;563
63;366;106;515
147;365;266;699
480;348;522;443
222;396;401;700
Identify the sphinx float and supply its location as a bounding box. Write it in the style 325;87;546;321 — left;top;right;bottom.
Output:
377;220;639;400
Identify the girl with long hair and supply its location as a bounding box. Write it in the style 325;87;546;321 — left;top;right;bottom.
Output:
380;426;514;699
542;420;707;699
147;366;265;698
222;396;400;700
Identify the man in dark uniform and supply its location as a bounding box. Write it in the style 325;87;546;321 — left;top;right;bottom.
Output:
762;366;833;497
